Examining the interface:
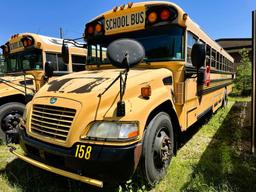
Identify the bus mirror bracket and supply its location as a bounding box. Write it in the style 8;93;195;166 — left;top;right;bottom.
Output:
104;38;145;117
44;61;54;80
191;42;206;72
62;42;70;64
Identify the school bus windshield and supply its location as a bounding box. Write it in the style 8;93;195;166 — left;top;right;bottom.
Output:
5;48;43;73
87;25;185;65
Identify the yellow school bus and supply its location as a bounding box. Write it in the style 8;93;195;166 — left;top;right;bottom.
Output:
12;1;234;188
0;33;87;143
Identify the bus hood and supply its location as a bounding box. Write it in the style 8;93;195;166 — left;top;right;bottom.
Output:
35;68;173;118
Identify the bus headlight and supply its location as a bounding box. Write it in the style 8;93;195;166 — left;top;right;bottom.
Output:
83;122;139;140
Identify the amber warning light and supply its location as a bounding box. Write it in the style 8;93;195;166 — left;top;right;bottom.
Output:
21;36;34;48
141;86;151;99
146;6;177;26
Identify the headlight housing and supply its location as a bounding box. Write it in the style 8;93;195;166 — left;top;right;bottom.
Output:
83;121;139;141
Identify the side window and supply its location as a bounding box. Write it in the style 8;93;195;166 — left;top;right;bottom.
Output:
221;55;224;71
206;45;211;67
57;55;67;71
46;53;57;71
46;53;67;71
216;52;219;70
221;56;224;71
22;60;30;70
186;32;197;64
211;50;216;68
72;55;86;72
6;58;19;72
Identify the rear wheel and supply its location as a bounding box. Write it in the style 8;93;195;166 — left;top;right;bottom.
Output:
0;102;25;144
140;112;174;187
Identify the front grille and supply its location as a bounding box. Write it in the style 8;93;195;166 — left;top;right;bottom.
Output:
31;104;76;141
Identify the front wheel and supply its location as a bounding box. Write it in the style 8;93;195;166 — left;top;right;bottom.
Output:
140;112;174;187
0;102;25;144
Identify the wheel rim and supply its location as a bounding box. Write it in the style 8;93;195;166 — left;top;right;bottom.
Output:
153;129;172;170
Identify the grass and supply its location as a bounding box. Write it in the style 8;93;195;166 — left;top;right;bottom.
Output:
0;97;255;192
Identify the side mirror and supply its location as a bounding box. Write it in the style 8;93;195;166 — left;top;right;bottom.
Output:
61;42;69;64
107;38;145;69
191;42;206;71
45;61;54;78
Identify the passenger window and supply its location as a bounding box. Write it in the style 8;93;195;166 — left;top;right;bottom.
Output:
211;50;216;68
46;53;67;71
206;45;211;67
72;55;86;72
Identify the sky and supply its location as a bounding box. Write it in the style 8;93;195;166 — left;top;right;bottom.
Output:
0;0;256;47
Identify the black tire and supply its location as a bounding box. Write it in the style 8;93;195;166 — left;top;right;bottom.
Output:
0;102;25;144
140;112;174;187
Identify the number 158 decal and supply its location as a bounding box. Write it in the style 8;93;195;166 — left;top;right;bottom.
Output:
75;144;92;160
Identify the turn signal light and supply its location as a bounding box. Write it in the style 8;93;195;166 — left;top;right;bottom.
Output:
160;9;170;21
27;39;33;46
21;36;34;48
141;86;151;98
148;12;157;23
146;6;178;26
128;130;139;138
23;39;33;47
87;25;94;34
95;24;102;33
23;40;28;47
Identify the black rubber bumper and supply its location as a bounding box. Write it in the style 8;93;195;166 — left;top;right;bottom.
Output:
19;129;141;184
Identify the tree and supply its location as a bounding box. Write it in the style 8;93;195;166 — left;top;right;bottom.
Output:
234;49;252;96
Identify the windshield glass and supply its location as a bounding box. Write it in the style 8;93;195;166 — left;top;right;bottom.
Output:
87;25;185;65
5;49;43;73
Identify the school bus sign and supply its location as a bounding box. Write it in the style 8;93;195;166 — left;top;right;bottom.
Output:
104;7;145;35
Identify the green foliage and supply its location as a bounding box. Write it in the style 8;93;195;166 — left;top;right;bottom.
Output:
234;49;252;96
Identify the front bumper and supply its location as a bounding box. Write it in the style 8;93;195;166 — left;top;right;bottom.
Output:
16;129;142;186
9;145;103;188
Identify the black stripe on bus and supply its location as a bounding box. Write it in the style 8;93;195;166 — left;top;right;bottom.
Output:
197;78;233;86
197;81;233;96
184;65;234;76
